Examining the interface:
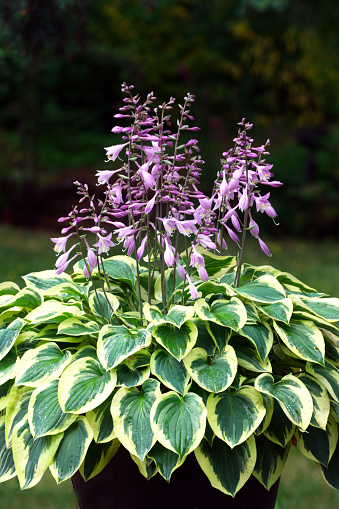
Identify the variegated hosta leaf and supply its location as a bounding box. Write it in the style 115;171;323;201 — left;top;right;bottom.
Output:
103;255;137;287
79;439;120;481
0;379;14;411
253;434;290;490
235;275;286;304
50;417;93;483
255;393;274;435
12;417;63;489
255;373;313;431
0;318;25;361
273;320;325;365
152;321;198;361
231;339;272;373
111;379;161;460
198;281;230;298
195;250;236;278
57;317;100;336
58;357;117;413
275;271;317;293
0;287;43;311
15;343;72;388
5;387;34;446
88;291;120;322
129;453;157;479
43;281;89;301
35;325;82;344
195;435;256;496
28;380;77;438
72;344;98;362
22;270;72;291
264;399;295;447
97;325;152;370
207;386;266;448
321;437;339;489
144;303;195;328
150;349;189;394
183;346;237;393
0;280;20;297
256;299;293;324
86;395;115;443
115;361;150;388
238;322;273;362
296;413;338;466
300;297;339;323
194;298;247;332
25;301;82;324
297;374;330;429
147;442;181;481
0;415;16;482
205;321;232;353
0;348;18;384
194;319;217;355
150;391;207;459
306;360;339;403
154;267;183;303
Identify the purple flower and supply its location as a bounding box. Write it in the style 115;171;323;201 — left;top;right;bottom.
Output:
187;275;199;299
248;215;260;238
96;170;116;185
254;193;277;217
55;244;78;274
104;142;128;161
137;236;147;260
258;237;271;256
93;233;115;254
51;233;74;253
190;245;208;282
176;220;197;237
83;238;98;276
164;237;175;267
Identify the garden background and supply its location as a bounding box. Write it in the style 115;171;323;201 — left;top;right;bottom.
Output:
0;1;339;507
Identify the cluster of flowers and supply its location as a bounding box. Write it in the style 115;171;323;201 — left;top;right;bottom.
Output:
52;84;282;300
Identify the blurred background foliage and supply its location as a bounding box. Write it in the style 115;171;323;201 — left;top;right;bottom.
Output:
0;0;339;234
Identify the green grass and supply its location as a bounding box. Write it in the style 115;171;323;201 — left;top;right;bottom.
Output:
0;225;338;508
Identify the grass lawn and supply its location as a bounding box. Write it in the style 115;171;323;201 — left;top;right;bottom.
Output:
0;224;338;508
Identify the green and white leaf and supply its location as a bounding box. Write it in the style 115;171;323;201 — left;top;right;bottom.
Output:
111;379;160;460
238;322;273;362
129;453;157;479
154;267;183;303
297;374;330;429
152;321;198;361
0;379;14;411
232;339;272;373
86;395;115;443
273;320;325;365
205;321;232;353
115;361;150;388
22;270;72;291
28;380;77;438
0;280;20;297
147;442;182;481
144;303;194;328
97;325;152;370
150;391;207;458
58;317;100;336
50;417;93;483
0;348;18;384
0;318;25;361
79;440;120;481
183;346;237;393
235;275;286;304
299;297;339;323
0;287;43;311
263;399;295;447
321;438;339;489
195;298;247;331
103;256;137;288
150;349;189;394
59;357;116;413
253;434;290;490
296;413;338;466
255;373;313;431
25;301;82;324
256;299;293;324
88;291;120;322
16;343;72;388
207;386;265;448
195;435;256;496
12;417;63;489
306;360;339;403
5;386;34;446
0;415;16;482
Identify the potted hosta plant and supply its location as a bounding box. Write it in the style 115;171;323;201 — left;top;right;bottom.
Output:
0;84;339;509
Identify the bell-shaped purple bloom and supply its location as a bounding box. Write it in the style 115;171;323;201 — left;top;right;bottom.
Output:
93;233;115;254
104;142;128;161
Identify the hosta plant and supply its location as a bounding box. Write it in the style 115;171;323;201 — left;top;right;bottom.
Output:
0;85;339;499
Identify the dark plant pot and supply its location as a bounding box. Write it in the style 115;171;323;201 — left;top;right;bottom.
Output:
72;446;280;509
